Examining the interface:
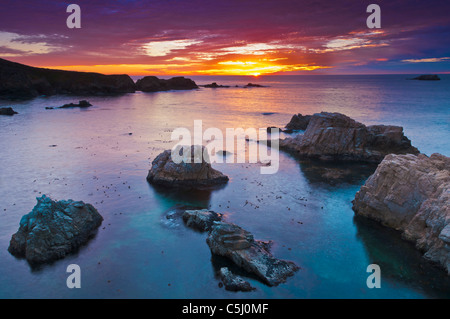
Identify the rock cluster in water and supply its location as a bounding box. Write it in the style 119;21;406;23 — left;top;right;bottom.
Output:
353;153;450;274
280;112;419;163
147;145;229;188
180;209;299;289
136;76;198;92
8;195;103;265
59;100;92;109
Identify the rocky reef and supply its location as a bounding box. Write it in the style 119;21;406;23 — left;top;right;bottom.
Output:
0;107;18;115
411;74;441;81
206;221;299;286
59;100;92;109
0;58;136;99
353;153;450;274
8;195;103;265
136;76;198;92
147;145;229;188
280;112;419;163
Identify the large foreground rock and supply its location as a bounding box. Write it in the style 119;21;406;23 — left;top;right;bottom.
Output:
353;153;450;274
280;112;419;163
0;58;135;99
147;145;229;188
8;195;103;265
136;76;198;92
206;222;299;286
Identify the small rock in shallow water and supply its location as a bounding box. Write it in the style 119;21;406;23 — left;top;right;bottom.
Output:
218;267;255;292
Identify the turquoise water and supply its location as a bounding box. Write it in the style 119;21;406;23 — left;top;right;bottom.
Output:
0;75;449;298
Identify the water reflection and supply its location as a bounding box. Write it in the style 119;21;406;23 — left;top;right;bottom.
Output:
353;215;450;298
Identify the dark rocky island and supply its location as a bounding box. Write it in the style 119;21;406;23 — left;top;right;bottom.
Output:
280;112;420;163
147;145;229;188
0;58;136;99
411;74;441;81
244;83;265;88
0;107;18;115
136;76;198;92
59;100;92;109
201;82;230;88
353;153;450;274
8;195;103;265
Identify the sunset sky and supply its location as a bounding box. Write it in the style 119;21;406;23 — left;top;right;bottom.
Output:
1;0;449;76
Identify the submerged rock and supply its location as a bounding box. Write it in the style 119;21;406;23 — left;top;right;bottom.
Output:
59;100;92;108
280;112;419;163
0;107;18;115
285;113;311;131
219;267;255;292
352;153;450;274
8;195;103;265
206;221;299;286
182;209;223;232
411;74;441;81
136;76;198;92
147;145;229;188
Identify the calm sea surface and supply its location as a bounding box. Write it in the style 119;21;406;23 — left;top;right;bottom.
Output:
0;75;449;298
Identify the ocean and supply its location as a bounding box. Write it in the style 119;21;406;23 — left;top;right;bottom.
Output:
0;74;449;298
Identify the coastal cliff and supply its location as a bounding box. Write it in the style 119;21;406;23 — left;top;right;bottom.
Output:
0;58;136;99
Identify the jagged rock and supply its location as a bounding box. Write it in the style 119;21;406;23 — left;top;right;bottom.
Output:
8;195;103;265
147;145;229;188
182;209;223;231
412;74;441;81
218;267;255;292
136;76;198;92
280;112;419;163
0;58;136;99
206;221;299;286
0;107;18;115
285;113;311;131
59;100;92;108
353;153;450;274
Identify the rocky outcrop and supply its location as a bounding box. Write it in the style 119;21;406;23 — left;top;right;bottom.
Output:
352;153;450;274
182;209;223;232
0;58;136;99
412;75;441;81
206;221;299;286
218;267;255;292
202;82;230;88
8;195;103;265
59;100;92;108
285;113;312;131
280;112;419;163
244;83;264;88
0;107;18;115
147;145;229;188
136;76;198;92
